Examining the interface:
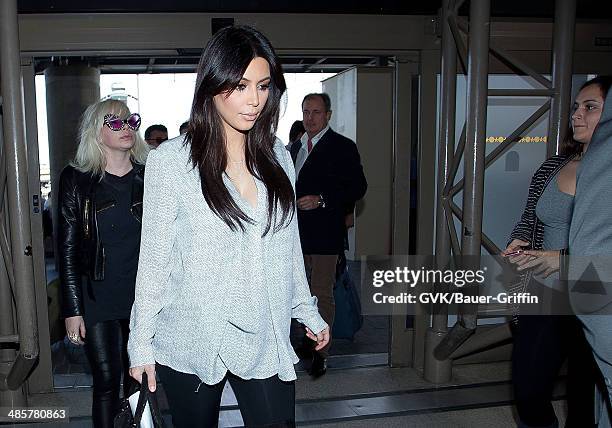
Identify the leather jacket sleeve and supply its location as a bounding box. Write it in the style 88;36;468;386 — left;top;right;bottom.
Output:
58;166;84;318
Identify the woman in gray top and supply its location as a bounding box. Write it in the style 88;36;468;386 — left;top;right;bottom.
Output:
503;76;611;427
128;26;329;427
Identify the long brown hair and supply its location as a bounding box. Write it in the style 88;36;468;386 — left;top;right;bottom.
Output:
185;26;294;235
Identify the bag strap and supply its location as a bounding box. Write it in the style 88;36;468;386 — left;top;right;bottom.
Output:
132;372;150;424
147;388;166;427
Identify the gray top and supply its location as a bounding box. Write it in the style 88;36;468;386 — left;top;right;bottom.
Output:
570;88;612;255
128;136;327;384
535;174;574;250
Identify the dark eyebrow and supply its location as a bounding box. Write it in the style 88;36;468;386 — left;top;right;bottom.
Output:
577;99;602;104
240;76;272;83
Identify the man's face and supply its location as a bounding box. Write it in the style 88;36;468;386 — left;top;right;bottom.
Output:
146;130;168;149
302;96;331;137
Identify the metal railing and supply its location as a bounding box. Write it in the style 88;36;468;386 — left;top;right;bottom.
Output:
424;0;576;383
0;0;40;401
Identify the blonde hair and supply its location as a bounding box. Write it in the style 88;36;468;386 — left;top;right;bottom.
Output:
72;99;149;175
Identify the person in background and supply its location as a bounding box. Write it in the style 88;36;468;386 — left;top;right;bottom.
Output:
179;120;189;135
566;75;612;426
289;93;367;377
58;99;148;428
128;25;329;427
144;124;168;148
503;76;612;428
287;119;305;151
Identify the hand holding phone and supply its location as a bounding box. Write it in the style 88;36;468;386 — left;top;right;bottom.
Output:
504;249;524;257
502;238;530;258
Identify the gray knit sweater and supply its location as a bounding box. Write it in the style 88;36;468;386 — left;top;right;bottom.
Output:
128;136;327;384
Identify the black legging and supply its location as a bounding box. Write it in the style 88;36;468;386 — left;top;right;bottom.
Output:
84;319;134;428
512;315;599;428
157;363;296;427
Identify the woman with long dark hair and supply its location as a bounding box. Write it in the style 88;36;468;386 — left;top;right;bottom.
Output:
59;99;148;427
128;26;329;427
503;76;612;427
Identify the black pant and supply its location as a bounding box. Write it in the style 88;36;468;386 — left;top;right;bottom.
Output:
512;315;598;427
84;319;134;428
157;364;295;427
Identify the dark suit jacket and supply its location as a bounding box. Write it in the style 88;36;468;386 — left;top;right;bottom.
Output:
290;129;367;254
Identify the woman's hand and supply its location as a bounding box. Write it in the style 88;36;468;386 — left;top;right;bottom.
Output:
305;326;330;351
502;239;531;265
65;316;86;345
516;250;560;278
129;364;157;392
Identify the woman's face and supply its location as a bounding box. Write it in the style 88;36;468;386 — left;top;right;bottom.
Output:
99;113;137;153
571;84;605;144
213;57;271;137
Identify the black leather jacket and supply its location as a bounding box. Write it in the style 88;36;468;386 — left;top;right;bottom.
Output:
58;163;144;318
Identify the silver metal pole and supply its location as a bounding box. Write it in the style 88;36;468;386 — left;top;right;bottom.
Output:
22;58;54;393
424;0;456;384
413;49;440;371
459;0;490;329
447;14;468;74
0;0;40;394
0;251;25;404
444;124;465;196
434;0;491;362
547;0;576;157
0;120;26;406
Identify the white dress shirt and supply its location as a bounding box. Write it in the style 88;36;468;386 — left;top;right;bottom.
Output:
295;125;330;178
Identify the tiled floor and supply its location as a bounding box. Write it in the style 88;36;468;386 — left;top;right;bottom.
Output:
19;361;568;427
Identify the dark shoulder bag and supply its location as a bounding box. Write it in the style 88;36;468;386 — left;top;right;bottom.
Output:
114;372;166;428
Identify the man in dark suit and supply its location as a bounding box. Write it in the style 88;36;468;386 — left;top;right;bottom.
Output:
290;93;367;377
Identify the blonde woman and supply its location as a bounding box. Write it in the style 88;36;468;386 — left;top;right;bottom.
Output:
58;99;148;428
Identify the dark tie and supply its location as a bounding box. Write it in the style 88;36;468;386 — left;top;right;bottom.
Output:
307;138;313;153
